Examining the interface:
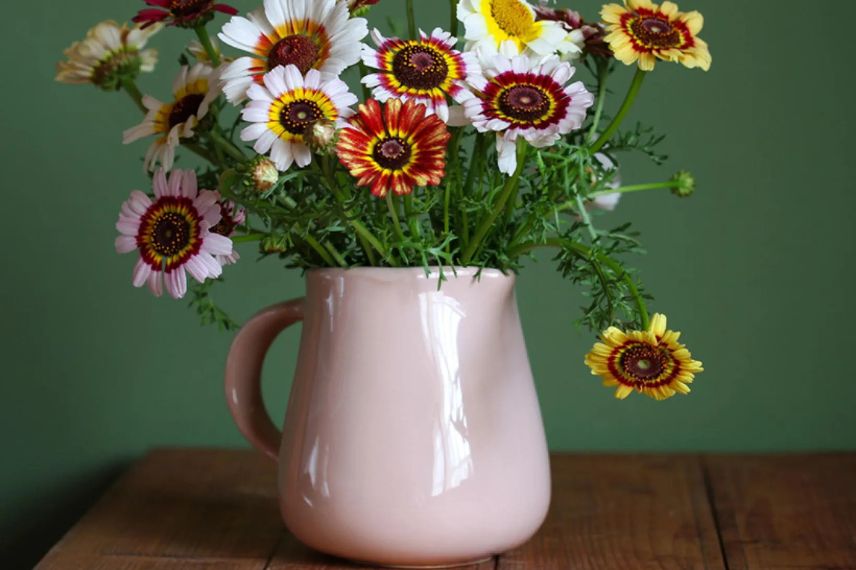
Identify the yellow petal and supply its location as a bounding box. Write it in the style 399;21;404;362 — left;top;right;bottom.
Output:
601;4;627;24
680;10;704;35
639;53;656;71
659;1;679;17
648;313;668;337
615;385;634;400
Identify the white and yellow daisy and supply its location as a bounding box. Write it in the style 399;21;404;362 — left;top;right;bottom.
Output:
56;20;159;90
123;63;220;172
217;0;368;104
456;0;568;56
240;65;358;171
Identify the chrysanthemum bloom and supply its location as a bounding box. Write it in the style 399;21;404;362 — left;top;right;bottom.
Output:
133;0;238;29
123;63;219;172
240;65;357;171
362;28;474;123
218;0;367;103
115;169;233;299
56;20;159;90
585;313;703;400
457;0;569;56
534;5;611;60
337;98;451;198
210;200;246;265
459;46;594;175
601;0;711;71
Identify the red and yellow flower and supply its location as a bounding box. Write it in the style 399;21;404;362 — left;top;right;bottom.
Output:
601;0;711;71
336;98;450;198
133;0;237;29
585;313;703;400
362;28;473;123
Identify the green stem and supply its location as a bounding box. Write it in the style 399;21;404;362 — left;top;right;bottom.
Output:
461;141;528;264
590;68;646;154
406;0;417;39
590;180;680;197
403;193;421;238
323;241;348;267
184;142;218;164
575;193;598;241
587;61;610;143
303;234;337;266
194;25;220;67
449;0;459;37
231;232;265;243
210;130;246;163
509;238;650;329
387;193;407;243
121;78;146;114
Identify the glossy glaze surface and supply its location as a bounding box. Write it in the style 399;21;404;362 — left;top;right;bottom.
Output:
226;268;551;567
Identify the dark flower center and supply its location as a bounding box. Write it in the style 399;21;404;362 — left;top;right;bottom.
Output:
498;85;550;123
170;0;211;17
151;211;192;257
619;343;669;382
269;35;320;75
373;137;412;170
392;45;449;90
279;100;323;135
168;93;205;128
630;16;681;49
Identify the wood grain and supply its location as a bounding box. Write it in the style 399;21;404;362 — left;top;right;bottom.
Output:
704;454;856;570
496;455;725;570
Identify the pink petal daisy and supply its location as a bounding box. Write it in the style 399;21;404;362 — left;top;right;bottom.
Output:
458;44;594;174
209;199;246;265
115;169;234;299
361;27;475;123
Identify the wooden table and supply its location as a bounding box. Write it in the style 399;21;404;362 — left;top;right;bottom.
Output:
36;450;856;569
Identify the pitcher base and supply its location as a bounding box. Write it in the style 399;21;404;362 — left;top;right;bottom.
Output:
351;556;495;568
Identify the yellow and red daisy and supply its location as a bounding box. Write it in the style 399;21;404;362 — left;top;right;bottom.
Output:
601;0;711;71
133;0;237;29
585;313;703;401
217;0;367;103
362;28;473;123
336;99;450;198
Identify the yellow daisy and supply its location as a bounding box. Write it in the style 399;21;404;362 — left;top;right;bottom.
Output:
585;313;703;400
457;0;569;56
601;0;711;71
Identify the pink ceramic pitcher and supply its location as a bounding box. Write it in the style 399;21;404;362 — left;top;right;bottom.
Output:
225;267;551;567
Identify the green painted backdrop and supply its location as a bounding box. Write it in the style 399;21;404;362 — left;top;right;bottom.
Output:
3;0;855;566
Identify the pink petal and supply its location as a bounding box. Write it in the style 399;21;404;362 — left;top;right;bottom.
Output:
115;235;137;254
132;259;151;288
147;271;163;297
153;169;168;198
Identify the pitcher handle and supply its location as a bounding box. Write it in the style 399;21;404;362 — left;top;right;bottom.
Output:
224;299;304;461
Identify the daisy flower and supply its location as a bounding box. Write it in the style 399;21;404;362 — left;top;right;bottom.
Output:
133;0;238;29
210;200;246;265
585;313;703;400
534;5;611;60
459;46;594;175
362;28;474;123
56;20;159;90
601;0;711;71
115;169;233;299
336;98;451;198
217;0;368;103
123;63;219;172
457;0;569;56
240;65;358;172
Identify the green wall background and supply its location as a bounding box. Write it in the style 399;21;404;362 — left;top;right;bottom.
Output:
3;0;855;566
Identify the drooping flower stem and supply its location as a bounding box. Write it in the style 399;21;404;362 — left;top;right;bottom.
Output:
449;0;459;37
510;238;650;329
194;25;220;67
591;181;683;197
406;0;417;39
575;193;599;241
588;60;610;142
462;141;529;264
120;77;146;113
590;68;646;154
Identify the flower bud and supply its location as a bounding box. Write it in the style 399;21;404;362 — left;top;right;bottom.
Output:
248;157;279;193
261;235;288;254
304;120;339;155
671;171;696;198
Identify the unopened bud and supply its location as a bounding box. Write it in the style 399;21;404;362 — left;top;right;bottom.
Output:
671;171;696;198
261;235;288;254
249;157;279;193
304;120;339;155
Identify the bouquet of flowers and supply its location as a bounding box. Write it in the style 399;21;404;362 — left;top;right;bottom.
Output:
57;0;710;401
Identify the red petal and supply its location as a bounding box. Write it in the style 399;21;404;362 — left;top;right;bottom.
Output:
214;4;239;15
144;0;170;6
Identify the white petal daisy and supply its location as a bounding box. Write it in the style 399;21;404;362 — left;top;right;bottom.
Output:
240;64;358;172
115;169;233;300
122;63;220;172
218;0;368;103
456;0;568;56
458;47;594;174
56;20;160;89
